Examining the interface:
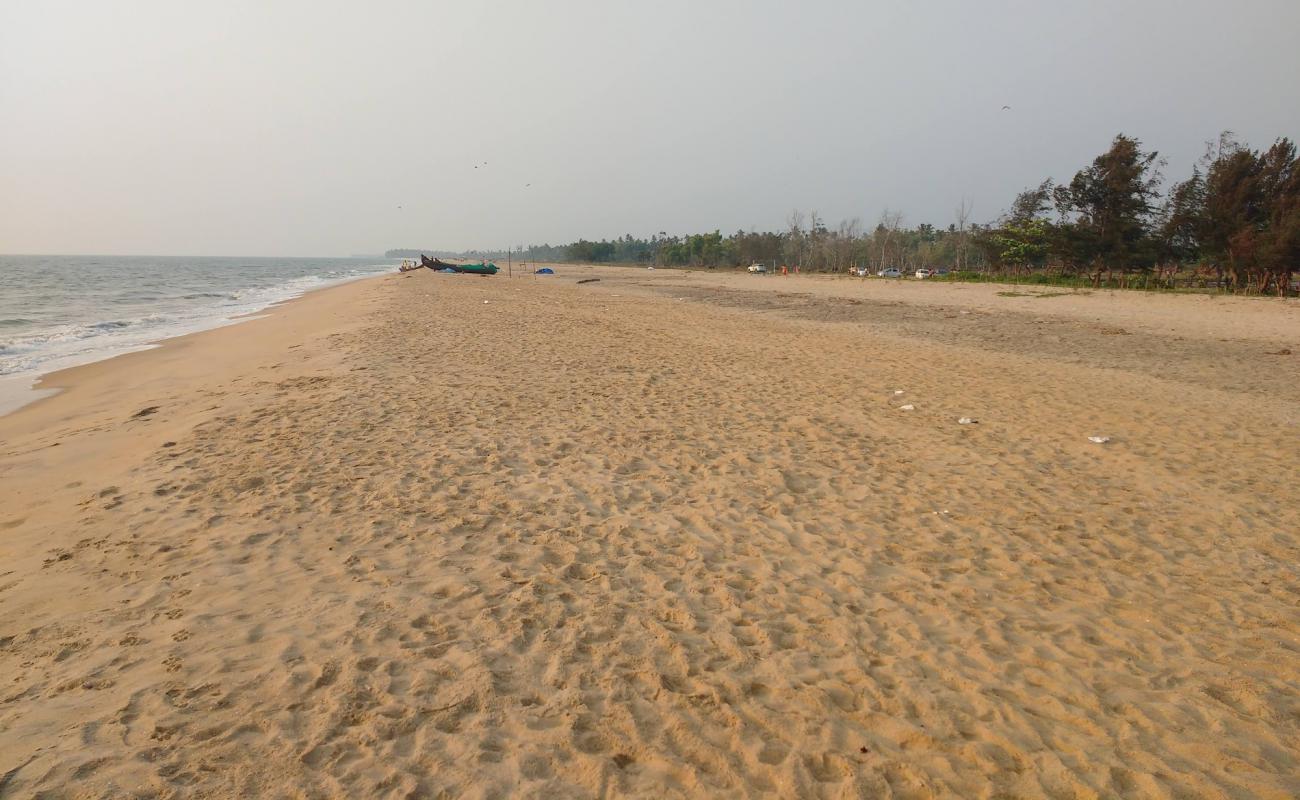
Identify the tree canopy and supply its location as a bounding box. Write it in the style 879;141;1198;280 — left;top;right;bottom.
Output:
404;131;1297;294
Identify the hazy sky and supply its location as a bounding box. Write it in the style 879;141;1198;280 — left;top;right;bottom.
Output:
3;0;1298;256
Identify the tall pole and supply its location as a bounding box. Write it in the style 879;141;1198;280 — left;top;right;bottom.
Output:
508;246;513;278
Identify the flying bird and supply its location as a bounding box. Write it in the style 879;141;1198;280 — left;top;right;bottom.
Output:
1001;105;1012;111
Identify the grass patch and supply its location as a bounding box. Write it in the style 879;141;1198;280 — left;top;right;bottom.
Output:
933;270;1238;294
996;290;1089;298
942;271;1097;289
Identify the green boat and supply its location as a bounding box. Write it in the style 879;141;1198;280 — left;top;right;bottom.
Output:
419;255;499;275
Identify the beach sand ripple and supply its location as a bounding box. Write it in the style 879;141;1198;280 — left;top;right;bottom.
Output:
1;270;1296;798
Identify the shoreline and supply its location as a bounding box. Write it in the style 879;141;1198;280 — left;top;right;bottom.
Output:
0;272;396;529
0;270;393;419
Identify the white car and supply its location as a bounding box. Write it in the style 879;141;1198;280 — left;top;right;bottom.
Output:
877;268;902;278
747;263;767;273
915;268;934;279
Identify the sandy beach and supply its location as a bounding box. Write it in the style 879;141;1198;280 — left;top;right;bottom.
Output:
1;267;1297;798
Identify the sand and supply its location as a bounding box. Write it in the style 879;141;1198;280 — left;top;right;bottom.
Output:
1;267;1297;798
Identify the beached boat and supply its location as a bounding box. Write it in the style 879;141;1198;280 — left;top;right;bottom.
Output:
420;255;498;275
420;255;456;270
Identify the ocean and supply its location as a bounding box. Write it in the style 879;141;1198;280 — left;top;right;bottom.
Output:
0;254;397;415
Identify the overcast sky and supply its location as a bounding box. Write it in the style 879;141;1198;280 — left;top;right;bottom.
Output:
2;0;1298;256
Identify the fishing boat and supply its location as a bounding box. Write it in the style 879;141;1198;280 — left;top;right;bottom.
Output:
420;255;498;275
420;255;455;270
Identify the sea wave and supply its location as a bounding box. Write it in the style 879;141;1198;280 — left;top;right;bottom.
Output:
1;314;175;355
0;263;391;379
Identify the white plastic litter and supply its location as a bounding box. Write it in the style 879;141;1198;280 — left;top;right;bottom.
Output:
899;404;915;411
483;300;490;304
958;417;977;425
894;390;905;395
1088;436;1111;444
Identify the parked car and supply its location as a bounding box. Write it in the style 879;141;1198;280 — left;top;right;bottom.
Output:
877;268;902;278
934;267;951;277
851;266;870;277
915;268;935;279
747;263;767;273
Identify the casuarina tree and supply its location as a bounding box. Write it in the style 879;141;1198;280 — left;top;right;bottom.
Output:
1052;135;1164;285
1172;133;1300;293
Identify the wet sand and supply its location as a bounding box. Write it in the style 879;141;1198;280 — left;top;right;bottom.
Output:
1;267;1297;798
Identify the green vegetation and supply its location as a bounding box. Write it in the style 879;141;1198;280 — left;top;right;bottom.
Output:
981;133;1299;295
396;131;1298;296
995;290;1084;298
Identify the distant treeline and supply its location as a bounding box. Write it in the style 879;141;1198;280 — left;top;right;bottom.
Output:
393;131;1298;294
386;248;533;261
385;249;459;258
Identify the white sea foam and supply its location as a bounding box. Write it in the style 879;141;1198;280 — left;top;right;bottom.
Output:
0;256;394;414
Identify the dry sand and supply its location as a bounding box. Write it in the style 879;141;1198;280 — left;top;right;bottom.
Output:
1;267;1297;798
